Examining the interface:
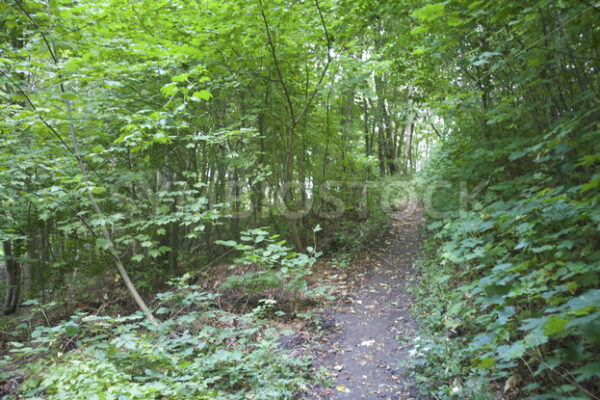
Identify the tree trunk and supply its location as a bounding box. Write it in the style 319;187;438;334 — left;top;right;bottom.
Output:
375;77;388;177
377;126;386;177
22;249;34;299
2;241;21;315
403;123;414;173
363;97;370;156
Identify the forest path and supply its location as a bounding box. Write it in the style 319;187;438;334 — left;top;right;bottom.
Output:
308;204;423;399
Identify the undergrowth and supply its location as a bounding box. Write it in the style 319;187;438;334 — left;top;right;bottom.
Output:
0;227;326;399
2;274;313;399
408;126;600;399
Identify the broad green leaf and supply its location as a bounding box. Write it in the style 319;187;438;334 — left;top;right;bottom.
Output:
96;238;111;250
411;3;445;22
192;90;212;101
64;323;79;337
544;315;569;336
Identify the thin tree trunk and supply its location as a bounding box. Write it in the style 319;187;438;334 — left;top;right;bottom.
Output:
552;3;586;94
375;77;387;177
22;250;34;299
259;0;330;251
363;97;370;156
254;85;269;226
403;123;414;173
2;241;21;315
377;126;386;177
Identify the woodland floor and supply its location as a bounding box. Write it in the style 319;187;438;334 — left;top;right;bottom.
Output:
0;206;426;399
302;204;424;399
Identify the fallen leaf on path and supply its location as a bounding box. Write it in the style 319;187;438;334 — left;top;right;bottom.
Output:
336;384;350;393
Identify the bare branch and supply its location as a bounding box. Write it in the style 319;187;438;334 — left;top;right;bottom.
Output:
315;0;331;59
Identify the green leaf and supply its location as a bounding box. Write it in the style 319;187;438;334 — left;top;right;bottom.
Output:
496;306;515;324
153;131;169;143
64;323;79;337
192;90;212;101
107;345;118;357
574;362;600;382
447;15;463;26
544;315;569;336
161;82;179;96
565;289;600;315
411;3;445;22
477;357;495;369
171;73;190;82
95;238;111;250
216;240;237;247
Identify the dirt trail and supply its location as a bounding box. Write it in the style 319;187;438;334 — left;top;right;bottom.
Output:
309;206;424;399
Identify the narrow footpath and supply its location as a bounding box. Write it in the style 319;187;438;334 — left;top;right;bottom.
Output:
309;205;424;399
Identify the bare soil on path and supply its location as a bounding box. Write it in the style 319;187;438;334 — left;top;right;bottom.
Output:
307;206;424;399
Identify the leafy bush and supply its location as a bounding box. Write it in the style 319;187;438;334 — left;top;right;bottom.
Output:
217;227;321;298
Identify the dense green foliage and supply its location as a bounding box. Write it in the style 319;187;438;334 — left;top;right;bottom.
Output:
407;0;600;398
217;226;321;298
1;0;598;398
10;276;312;399
0;0;427;397
0;0;427;308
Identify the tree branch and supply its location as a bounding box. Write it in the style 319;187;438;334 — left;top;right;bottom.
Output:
13;1;58;63
258;0;295;124
294;0;332;126
130;0;155;37
429;122;442;140
576;0;600;14
0;67;73;153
